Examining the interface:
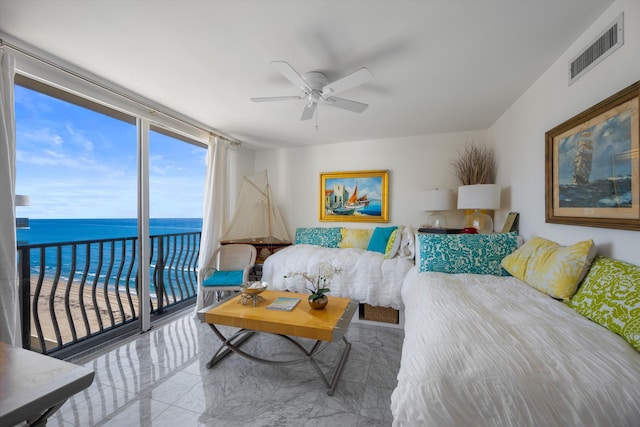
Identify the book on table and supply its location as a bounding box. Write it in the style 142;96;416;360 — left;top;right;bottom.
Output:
267;297;301;311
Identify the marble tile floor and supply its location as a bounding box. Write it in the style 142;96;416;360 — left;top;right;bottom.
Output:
46;309;404;426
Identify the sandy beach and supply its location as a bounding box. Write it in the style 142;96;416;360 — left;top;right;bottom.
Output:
29;278;147;351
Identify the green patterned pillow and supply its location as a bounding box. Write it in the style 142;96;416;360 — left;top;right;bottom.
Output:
418;232;518;276
384;228;401;259
568;256;640;352
294;227;342;247
501;236;596;300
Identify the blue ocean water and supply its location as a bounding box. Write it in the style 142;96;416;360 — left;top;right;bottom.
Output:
17;218;202;245
17;218;202;291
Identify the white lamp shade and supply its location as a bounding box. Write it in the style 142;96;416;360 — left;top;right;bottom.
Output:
421;189;454;211
457;184;500;210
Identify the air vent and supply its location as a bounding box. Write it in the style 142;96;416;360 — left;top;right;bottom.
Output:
569;13;624;85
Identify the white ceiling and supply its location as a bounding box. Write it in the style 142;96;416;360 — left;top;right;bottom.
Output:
0;0;613;150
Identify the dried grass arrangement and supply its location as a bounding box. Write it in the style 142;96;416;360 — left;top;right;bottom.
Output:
452;143;496;185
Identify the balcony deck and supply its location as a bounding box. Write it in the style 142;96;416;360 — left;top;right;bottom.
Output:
45;307;402;426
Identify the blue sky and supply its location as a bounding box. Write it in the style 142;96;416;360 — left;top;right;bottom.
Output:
15;85;206;219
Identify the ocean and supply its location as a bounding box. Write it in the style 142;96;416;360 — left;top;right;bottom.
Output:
17;218;203;291
17;218;203;245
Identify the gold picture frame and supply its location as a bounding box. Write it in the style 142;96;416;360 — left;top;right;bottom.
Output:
320;170;389;222
545;80;640;231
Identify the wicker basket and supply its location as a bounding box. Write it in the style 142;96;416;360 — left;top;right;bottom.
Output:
361;304;399;324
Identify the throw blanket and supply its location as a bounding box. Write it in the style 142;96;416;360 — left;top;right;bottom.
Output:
392;267;640;426
261;244;414;309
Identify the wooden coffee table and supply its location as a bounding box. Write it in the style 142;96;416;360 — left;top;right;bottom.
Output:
197;290;357;395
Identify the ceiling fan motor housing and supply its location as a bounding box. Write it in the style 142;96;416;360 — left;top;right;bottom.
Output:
301;71;329;91
302;72;328;104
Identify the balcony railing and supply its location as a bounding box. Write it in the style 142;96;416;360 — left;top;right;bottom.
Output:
17;231;201;358
16;217;30;229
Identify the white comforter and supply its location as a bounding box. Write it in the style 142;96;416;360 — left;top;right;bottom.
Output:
261;244;414;309
392;267;640;426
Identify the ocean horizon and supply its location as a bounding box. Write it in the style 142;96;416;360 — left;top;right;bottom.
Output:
17;218;203;291
17;218;203;245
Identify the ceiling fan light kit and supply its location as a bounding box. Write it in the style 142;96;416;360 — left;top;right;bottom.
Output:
251;61;373;121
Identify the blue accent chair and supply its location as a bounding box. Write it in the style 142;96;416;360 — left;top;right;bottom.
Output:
199;243;257;305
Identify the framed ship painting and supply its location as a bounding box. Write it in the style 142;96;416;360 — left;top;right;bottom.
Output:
545;80;640;231
320;170;389;222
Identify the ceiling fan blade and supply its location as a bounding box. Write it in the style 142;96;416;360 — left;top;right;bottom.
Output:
323;97;368;113
300;102;317;121
272;61;310;93
322;67;373;97
251;96;303;102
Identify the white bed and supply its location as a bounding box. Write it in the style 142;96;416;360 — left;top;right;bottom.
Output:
261;244;414;310
391;267;640;426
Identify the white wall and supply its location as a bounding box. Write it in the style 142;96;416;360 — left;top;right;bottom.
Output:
490;0;640;264
254;130;487;239
252;1;640;265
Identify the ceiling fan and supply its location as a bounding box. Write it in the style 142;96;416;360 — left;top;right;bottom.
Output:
251;61;373;121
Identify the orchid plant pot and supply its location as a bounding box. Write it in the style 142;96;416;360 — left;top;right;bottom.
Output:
308;294;328;310
284;263;339;311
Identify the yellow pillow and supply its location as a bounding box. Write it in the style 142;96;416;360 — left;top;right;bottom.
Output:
338;228;373;250
501;236;596;300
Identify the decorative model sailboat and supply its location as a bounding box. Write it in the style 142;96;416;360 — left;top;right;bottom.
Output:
218;170;290;262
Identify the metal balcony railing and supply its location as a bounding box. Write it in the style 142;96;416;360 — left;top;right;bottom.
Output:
17;231;200;358
16;217;30;229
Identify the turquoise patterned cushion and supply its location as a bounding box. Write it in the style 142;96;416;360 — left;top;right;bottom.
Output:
418;232;519;276
294;227;342;248
568;256;640;352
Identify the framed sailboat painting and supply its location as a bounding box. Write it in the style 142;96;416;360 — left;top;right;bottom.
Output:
320;170;389;222
545;80;640;231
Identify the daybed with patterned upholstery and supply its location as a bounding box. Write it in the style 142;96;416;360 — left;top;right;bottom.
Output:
261;226;415;310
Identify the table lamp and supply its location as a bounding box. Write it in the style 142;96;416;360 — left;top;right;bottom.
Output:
457;184;500;234
420;189;454;229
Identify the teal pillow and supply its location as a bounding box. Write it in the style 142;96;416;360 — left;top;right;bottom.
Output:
367;226;398;254
568;256;640;352
294;227;342;247
202;270;244;286
418;232;519;276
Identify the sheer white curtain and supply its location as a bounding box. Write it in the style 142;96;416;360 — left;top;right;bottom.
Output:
0;48;20;345
195;136;229;311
